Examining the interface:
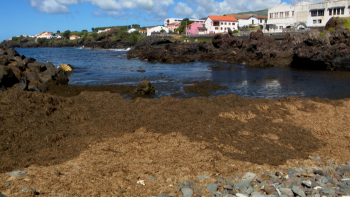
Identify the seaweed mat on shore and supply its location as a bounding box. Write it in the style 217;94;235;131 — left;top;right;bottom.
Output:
0;89;350;196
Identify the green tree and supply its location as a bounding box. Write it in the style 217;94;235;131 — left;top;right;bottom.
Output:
160;29;166;33
82;30;88;33
62;30;71;39
91;28;95;32
132;24;140;29
57;30;60;34
176;18;194;34
37;38;48;45
116;30;129;40
126;34;138;42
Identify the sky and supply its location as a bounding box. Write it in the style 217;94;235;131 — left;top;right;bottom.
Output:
0;0;324;42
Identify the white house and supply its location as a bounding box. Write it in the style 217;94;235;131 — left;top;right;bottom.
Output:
97;28;111;34
267;0;350;32
127;28;137;33
205;15;238;34
225;14;268;28
147;26;169;36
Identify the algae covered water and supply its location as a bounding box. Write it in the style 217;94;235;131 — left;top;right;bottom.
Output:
16;47;350;99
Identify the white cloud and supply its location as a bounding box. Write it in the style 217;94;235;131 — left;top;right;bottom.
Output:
29;0;70;14
173;2;194;16
289;0;323;5
188;0;282;18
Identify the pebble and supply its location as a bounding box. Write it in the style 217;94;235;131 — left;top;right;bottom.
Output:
236;193;248;197
181;187;193;197
242;172;256;180
207;182;218;193
156;194;170;197
5;182;11;187
279;188;294;197
234;179;253;190
292;185;306;197
9;171;27;176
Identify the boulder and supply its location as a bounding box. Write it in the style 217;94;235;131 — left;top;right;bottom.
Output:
0;48;7;55
13;80;27;90
23;57;35;64
5;48;19;58
8;61;26;71
28;80;48;92
25;72;41;82
0;66;18;87
59;64;73;72
134;80;155;95
0;56;9;65
27;63;42;72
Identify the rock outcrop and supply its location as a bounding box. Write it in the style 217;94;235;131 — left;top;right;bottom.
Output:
0;47;69;92
127;17;350;71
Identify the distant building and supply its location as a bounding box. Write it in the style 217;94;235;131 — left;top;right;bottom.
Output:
225;14;267;28
167;22;180;33
267;0;350;32
147;26;169;36
127;28;137;33
139;30;147;35
205;15;238;34
97;28;112;34
186;23;205;35
70;35;80;40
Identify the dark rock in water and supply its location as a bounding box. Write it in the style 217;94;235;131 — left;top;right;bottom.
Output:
54;75;69;85
134;80;155;95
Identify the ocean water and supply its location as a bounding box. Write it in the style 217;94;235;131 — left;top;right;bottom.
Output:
16;47;350;99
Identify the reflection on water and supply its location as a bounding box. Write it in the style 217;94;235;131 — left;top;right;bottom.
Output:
16;47;350;99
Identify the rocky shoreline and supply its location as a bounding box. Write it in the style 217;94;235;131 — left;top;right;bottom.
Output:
127;17;350;71
0;47;70;93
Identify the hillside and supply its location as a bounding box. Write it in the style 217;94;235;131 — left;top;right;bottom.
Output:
233;9;268;16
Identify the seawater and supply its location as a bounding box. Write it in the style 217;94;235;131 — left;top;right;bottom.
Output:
16;47;350;99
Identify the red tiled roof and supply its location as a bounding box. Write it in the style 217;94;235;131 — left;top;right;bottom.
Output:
70;35;79;38
139;30;147;32
255;15;268;19
208;15;238;22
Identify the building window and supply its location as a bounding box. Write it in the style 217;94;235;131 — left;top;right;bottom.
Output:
341;8;345;15
260;19;262;23
285;11;289;17
225;22;227;25
215;27;218;30
311;10;318;16
275;13;278;18
221;22;223;25
221;27;223;30
280;12;283;18
313;20;317;24
270;13;273;18
318;10;324;16
292;11;294;17
329;9;332;15
279;26;283;29
318;19;322;23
